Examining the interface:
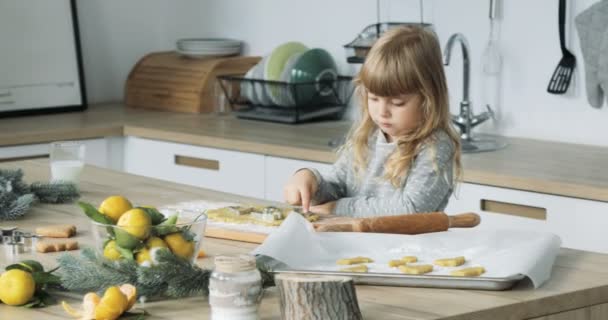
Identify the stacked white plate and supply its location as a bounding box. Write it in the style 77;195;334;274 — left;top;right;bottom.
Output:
176;38;242;58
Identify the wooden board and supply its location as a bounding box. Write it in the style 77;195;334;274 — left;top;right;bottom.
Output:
205;225;268;243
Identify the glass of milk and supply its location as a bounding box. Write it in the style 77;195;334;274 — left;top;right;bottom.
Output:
50;141;85;183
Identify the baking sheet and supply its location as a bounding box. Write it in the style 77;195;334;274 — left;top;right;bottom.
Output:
252;214;561;289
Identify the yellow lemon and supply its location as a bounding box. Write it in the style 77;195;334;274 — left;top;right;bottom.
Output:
135;248;152;266
98;196;133;223
119;284;137;311
103;240;122;261
0;269;36;306
95;286;128;320
146;236;168;249
117;208;151;240
164;233;195;260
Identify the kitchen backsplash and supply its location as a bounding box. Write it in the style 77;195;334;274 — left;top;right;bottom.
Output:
76;0;605;146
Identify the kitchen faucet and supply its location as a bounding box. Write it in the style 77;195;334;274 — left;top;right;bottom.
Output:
443;33;505;152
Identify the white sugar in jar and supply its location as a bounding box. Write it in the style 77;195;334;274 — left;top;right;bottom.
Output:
209;254;263;320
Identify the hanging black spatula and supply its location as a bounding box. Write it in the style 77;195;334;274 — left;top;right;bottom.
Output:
548;0;576;94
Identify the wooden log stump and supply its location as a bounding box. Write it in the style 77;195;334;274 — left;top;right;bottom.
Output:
275;274;363;320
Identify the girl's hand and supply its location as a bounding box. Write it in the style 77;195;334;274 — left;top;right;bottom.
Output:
283;169;318;212
310;201;336;215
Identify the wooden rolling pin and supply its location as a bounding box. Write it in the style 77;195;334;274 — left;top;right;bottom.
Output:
313;212;480;234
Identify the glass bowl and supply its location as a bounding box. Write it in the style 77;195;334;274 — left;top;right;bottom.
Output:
91;208;207;266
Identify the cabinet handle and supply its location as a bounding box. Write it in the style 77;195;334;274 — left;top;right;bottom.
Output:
0;91;12;98
0;154;49;163
174;155;219;171
480;199;547;220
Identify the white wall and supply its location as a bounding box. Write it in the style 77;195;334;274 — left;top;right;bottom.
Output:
76;0;607;146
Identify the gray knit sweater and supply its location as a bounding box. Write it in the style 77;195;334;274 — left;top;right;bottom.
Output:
308;130;456;217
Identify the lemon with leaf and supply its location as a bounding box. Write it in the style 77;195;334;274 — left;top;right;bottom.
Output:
98;196;132;223
117;208;151;240
164;232;195;260
0;269;36;306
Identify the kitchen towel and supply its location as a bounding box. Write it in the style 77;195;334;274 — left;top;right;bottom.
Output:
253;213;562;288
575;0;608;108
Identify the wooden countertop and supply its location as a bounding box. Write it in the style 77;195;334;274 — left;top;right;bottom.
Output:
1;103;608;202
1;160;608;320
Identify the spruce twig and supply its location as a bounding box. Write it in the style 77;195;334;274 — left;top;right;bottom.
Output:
57;249;138;294
30;181;80;203
0;168;80;220
57;248;277;299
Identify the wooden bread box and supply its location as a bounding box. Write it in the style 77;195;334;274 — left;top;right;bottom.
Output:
125;51;260;113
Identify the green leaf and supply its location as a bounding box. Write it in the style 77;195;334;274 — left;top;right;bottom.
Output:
115;245;134;261
32;271;62;286
5;263;33;273
139;207;165;225
115;228;143;250
120;309;150;319
160;214;178;225
106;226;116;237
181;228;196;242
22;296;42;308
36;290;56;307
20;260;45;272
78;201;115;225
153;215;179;236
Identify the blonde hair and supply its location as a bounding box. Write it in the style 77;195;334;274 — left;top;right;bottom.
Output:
345;26;462;187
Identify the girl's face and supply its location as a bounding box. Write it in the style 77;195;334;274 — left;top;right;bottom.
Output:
367;91;422;142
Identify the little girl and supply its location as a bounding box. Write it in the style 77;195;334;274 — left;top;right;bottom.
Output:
284;26;461;217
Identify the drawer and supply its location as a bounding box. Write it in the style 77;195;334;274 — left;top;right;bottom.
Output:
124;137;265;199
264;156;331;202
446;183;608;253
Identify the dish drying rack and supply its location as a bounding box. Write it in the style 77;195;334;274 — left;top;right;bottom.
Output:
344;22;433;64
344;0;432;63
217;75;354;124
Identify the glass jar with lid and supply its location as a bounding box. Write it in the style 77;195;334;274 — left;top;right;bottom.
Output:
209;254;263;320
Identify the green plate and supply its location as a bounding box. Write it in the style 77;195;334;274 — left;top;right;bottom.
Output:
265;42;308;105
289;48;337;105
265;42;308;81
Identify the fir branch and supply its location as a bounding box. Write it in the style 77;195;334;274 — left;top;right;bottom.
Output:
57;248;277;300
57;248;138;293
0;193;35;220
30;181;80;203
0;168;30;195
138;249;210;298
0;168;80;220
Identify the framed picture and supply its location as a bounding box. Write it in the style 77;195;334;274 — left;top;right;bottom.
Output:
0;0;86;117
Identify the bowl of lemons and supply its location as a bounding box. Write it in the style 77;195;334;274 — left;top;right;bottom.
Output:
79;196;207;266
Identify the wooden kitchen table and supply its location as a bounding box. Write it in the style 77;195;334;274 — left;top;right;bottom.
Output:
1;160;608;320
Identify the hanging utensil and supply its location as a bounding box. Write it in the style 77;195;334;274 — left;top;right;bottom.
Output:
482;0;502;76
482;0;502;110
547;0;576;94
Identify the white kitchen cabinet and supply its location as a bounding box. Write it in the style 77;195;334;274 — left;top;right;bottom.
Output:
0;138;115;169
445;182;608;254
123;137;265;199
264;156;332;202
